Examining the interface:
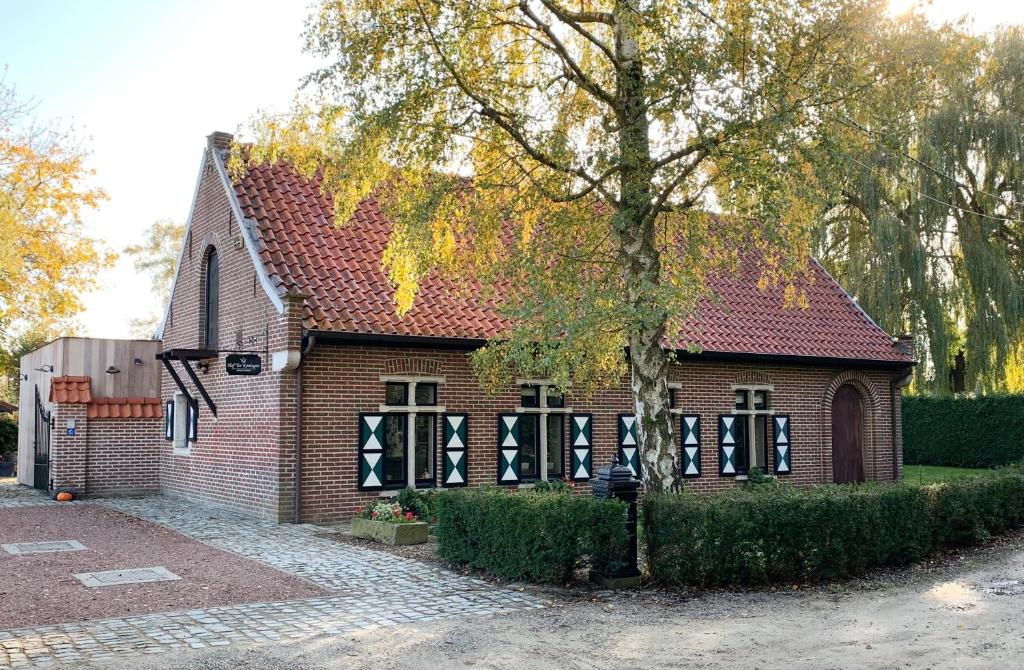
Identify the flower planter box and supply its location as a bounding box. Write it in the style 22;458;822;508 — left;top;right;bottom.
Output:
351;517;428;546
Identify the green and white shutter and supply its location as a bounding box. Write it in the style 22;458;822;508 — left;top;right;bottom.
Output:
442;413;468;487
358;413;385;490
497;413;521;484
773;415;792;475
680;414;702;478
718;414;739;476
187;399;198;443
164;400;174;441
569;414;593;481
618;414;640;477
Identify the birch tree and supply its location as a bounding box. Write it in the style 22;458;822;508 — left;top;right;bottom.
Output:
241;0;913;490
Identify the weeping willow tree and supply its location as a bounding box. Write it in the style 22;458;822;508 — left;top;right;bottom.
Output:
816;25;1024;394
239;0;921;490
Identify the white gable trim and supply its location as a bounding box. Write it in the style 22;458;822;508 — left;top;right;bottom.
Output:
210;147;285;314
154;145;286;340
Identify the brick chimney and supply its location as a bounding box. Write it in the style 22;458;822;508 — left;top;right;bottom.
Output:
895;334;915;359
207;131;234;152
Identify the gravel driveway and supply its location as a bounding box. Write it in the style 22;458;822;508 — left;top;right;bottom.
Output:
0;505;325;628
92;532;1024;670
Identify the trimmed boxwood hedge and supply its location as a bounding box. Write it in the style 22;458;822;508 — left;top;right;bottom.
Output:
643;468;1024;587
904;394;1024;467
434;485;629;584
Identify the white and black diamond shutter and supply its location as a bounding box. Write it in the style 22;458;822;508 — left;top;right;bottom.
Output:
718;414;738;476
570;414;593;481
442;413;468;487
497;414;520;484
164;400;174;441
187;399;198;443
358;414;385;490
773;415;792;474
680;415;701;478
617;414;640;477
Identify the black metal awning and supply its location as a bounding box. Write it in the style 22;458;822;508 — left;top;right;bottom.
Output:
157;349;218;417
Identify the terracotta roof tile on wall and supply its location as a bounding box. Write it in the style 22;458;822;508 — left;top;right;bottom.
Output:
87;397;163;420
229;153;912;365
49;376;92;404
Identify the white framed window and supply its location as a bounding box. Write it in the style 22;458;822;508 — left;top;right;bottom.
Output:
512;381;571;483
378;377;446;490
731;386;774;475
172;392;190;454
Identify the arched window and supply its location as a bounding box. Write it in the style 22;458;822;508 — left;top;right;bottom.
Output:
203;248;219;349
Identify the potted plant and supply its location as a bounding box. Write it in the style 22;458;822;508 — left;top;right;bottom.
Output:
351;498;429;546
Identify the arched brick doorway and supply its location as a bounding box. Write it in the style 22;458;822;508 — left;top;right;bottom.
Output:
831;384;865;483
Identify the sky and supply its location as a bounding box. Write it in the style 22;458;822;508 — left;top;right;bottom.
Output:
2;0;1023;339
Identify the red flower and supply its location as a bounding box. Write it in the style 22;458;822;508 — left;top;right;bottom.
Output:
371;511;378;519
393;508;401;517
405;511;414;520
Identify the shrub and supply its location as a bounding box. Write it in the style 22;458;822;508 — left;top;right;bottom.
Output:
644;469;1024;588
435;486;629;584
904;394;1024;467
643;484;933;587
396;487;434;521
927;467;1024;546
0;415;15;458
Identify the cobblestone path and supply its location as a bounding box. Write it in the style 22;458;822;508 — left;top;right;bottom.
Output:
0;490;543;668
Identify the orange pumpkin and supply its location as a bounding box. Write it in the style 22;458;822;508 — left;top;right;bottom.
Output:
56;491;73;502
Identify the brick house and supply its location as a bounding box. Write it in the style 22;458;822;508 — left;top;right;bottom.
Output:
154;131;914;523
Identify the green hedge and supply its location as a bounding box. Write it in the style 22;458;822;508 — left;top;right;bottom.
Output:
643;468;1024;587
435;486;629;584
903;394;1024;467
0;415;15;457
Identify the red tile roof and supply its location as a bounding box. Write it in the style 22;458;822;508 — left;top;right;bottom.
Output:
49;377;92;404
230;156;911;365
87;398;163;420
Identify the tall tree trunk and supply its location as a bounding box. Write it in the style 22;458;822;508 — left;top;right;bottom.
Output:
613;1;680;492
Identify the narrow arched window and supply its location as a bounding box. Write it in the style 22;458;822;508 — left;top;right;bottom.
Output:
203;248;219;349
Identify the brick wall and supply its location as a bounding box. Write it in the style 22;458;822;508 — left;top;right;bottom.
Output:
157;140;299;522
49;404;161;497
296;344;907;523
84;418;162;497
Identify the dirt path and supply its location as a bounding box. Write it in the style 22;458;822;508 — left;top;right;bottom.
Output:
92;535;1024;670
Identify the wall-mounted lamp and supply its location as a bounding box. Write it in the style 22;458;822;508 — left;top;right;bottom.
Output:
133;357;143;366
196;361;210;374
34;365;54;373
105;366;121;374
20;373;28;381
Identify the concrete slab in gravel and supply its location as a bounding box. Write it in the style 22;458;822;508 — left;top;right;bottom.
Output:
75;566;181;587
3;539;87;555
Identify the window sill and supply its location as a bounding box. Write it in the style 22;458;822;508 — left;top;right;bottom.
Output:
735;474;749;481
171;447;191;457
378;490;400;498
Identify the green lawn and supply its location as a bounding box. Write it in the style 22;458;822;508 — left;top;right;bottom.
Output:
903;464;991;485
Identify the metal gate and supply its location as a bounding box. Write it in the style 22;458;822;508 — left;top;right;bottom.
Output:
33;386;51;491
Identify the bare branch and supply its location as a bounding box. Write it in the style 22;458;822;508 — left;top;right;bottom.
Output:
517;1;616;105
537;0;616;63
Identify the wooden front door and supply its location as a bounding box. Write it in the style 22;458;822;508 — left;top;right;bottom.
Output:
831;385;864;483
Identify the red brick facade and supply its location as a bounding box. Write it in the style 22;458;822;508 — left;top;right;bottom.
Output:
157;140;302;521
143;135;911;523
296;344;906;523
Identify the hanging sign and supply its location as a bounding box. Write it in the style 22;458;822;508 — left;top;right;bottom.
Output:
225;353;262;376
